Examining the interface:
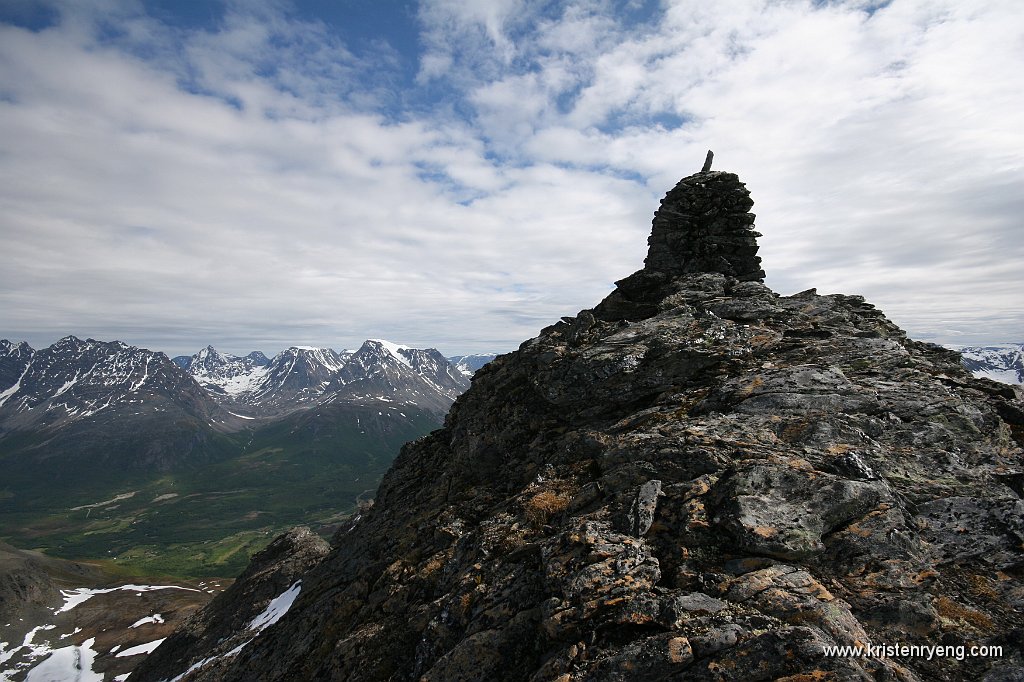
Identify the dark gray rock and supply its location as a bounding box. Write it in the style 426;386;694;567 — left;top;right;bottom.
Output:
625;479;662;537
710;463;890;559
644;170;764;282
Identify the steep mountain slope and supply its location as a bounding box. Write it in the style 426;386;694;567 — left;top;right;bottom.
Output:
955;343;1024;384
178;346;271;395
326;340;469;416
0;340;34;394
175;345;348;415
0;336;240;490
140;167;1024;681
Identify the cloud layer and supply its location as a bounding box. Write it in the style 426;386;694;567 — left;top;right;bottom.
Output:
1;0;1021;356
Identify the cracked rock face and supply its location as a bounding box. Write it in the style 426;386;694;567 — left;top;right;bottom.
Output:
142;170;1024;681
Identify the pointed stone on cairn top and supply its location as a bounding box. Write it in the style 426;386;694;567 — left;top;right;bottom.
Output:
643;154;765;282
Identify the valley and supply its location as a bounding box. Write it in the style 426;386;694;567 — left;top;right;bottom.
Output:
0;403;423;578
0;337;491;579
0;336;493;678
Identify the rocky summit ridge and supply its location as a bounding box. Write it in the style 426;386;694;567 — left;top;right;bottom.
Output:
138;165;1024;681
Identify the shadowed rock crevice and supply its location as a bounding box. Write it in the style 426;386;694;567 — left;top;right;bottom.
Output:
139;167;1024;682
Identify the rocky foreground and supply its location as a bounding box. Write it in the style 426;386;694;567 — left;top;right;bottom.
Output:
136;168;1024;681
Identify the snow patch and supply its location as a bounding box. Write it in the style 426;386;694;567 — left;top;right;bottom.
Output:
130;613;165;628
247;581;302;633
975;368;1021;384
115;637;166;657
0;360;32;407
166;640;249;682
70;491;137;512
52;371;81;398
24;637;102;682
369;339;412;368
54;584;199;614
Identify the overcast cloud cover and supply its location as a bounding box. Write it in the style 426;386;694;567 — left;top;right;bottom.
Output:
0;0;1021;357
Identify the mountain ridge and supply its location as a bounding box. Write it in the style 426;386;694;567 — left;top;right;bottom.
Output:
135;167;1024;681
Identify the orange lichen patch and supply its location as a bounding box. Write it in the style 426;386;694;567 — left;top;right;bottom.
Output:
667;636;692;663
707;659;737;672
934;596;994;631
648;520;670;534
685;499;710;530
419;552;449;578
841;521;874;538
966;574;999;600
775;672;838;681
735;376;764;399
753;526;778;538
749;333;777;347
780;420;811;443
683;475;716;500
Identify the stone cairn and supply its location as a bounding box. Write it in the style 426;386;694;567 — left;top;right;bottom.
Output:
643;151;766;282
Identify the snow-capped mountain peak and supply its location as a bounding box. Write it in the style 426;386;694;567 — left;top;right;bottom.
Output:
179;345;350;414
0;337;224;428
367;339;413;368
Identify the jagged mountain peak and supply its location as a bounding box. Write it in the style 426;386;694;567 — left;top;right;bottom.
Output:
53;334;84;346
327;340;468;414
0;339;34;356
176;340;467;418
245;350;271;365
0;335;227;433
360;339;412;365
146;167;1024;682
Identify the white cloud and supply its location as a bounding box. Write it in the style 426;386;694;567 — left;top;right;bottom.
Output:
0;0;1021;357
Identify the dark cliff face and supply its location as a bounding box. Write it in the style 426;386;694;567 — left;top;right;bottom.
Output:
142;169;1024;681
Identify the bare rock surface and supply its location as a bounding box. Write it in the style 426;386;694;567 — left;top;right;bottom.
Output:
140;167;1024;681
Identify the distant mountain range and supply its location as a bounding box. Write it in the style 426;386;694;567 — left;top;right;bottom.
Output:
170;341;478;417
0;335;486;577
949;343;1024;385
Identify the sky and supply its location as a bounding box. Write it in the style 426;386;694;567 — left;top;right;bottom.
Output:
0;0;1021;358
